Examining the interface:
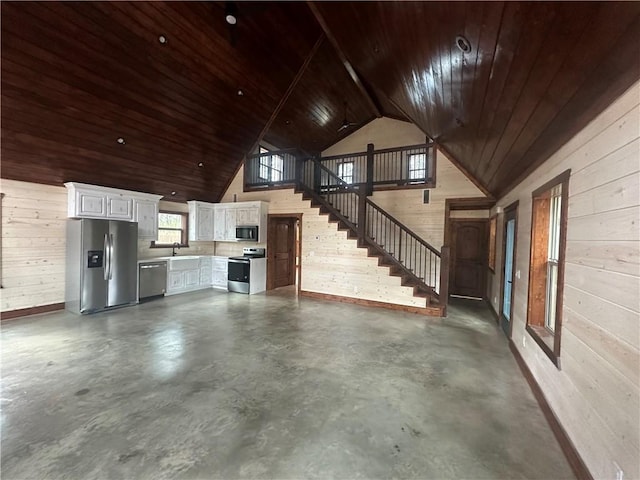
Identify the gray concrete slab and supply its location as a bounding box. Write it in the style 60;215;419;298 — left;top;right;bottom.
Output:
1;291;574;479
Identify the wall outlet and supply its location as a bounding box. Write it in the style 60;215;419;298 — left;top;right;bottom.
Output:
614;462;624;480
522;335;526;348
494;296;497;304
516;270;521;279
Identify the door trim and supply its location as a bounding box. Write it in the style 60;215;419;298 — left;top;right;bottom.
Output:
266;213;303;293
499;201;519;338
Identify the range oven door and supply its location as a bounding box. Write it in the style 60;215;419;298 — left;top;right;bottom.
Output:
228;259;250;294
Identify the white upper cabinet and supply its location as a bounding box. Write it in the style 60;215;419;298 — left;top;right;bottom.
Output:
213;201;268;242
187;201;216;241
134;199;159;240
65;183;162;238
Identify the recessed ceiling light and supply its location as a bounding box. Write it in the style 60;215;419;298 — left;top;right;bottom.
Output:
237;89;244;96
171;191;176;196
225;2;237;25
455;35;471;53
285;120;291;125
198;162;204;167
158;35;167;44
117;137;125;145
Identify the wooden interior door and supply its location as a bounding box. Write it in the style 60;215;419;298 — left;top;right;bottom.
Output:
449;219;488;298
269;217;296;289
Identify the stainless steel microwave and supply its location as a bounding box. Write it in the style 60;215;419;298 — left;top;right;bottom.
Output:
235;225;258;241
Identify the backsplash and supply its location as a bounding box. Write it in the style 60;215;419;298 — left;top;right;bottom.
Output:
137;240;217;260
214;241;266;257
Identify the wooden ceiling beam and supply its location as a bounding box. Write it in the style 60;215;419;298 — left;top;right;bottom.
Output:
307;2;382;119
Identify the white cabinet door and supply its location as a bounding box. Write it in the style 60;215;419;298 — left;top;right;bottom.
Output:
212;256;228;289
76;191;107;217
200;266;212;285
106;195;134;220
167;271;184;292
134;199;158;240
236;206;259;225
213;205;227;241
188;201;215;241
212;269;227;288
224;207;237;240
185;269;199;287
196;204;214;240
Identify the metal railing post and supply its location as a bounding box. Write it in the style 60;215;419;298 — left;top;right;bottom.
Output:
366;143;374;196
357;191;367;246
439;245;450;315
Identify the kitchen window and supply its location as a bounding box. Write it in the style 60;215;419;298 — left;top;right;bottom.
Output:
526;170;570;368
259;146;283;182
152;211;188;248
337;161;354;184
408;153;426;181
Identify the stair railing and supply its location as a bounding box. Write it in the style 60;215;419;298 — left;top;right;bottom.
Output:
297;157;362;232
362;198;443;296
297;157;448;307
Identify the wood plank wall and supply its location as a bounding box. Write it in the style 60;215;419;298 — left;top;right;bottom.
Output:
488;81;640;479
0;180;216;314
0;180;67;312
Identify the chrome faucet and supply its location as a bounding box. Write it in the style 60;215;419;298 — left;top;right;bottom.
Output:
172;242;181;256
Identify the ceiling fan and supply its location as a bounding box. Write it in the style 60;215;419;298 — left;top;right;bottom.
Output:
337;101;358;133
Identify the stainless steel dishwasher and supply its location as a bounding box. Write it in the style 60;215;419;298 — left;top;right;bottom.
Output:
138;261;167;301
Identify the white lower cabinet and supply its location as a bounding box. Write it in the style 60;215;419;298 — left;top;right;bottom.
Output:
168;271;185;291
212;256;228;290
165;256;215;295
199;257;213;286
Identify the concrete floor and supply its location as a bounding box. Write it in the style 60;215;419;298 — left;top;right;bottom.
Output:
1;290;574;479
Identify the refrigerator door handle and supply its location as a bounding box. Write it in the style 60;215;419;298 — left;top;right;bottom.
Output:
109;233;114;280
103;233;110;281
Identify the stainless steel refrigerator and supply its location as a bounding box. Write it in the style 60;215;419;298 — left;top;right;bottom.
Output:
65;219;138;314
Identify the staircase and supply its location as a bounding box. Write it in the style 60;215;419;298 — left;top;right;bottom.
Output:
295;157;449;316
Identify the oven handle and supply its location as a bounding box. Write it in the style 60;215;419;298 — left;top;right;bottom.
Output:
228;259;250;264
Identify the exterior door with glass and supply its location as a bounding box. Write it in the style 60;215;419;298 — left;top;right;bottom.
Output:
501;203;518;337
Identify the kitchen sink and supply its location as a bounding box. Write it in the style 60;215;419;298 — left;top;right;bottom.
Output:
168;256;201;270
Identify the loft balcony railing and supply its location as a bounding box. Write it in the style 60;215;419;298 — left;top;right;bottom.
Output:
244;149;301;190
244;139;435;193
318;140;435;192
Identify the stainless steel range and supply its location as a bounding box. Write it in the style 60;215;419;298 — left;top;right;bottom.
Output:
228;247;267;294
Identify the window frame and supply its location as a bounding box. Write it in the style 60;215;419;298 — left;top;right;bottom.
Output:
407;152;427;182
151;210;189;248
488;214;497;272
337;160;354;184
258;146;284;183
525;169;571;368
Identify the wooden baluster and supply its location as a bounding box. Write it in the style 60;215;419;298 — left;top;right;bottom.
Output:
366;143;374;196
358;193;366;246
439;245;450;315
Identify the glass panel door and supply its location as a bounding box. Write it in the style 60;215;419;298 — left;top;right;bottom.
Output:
500;206;517;337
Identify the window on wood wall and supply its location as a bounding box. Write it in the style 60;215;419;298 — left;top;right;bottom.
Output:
259;146;283;182
408;153;426;181
526;170;570;368
488;215;497;272
152;211;189;248
337;161;354;184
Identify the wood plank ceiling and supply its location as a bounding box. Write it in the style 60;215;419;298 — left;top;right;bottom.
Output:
2;2;639;202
